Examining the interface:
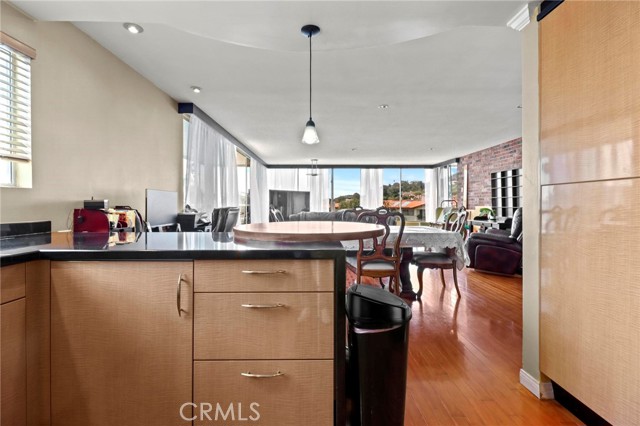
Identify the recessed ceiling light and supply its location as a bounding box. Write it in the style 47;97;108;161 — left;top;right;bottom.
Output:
123;23;144;34
507;5;530;31
191;86;201;94
378;104;389;109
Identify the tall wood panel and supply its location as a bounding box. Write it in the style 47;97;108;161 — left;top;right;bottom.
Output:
1;298;27;426
26;260;50;426
540;0;640;185
539;1;640;424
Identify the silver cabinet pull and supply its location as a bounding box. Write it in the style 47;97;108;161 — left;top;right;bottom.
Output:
241;270;287;275
241;371;284;379
176;274;184;317
240;303;286;309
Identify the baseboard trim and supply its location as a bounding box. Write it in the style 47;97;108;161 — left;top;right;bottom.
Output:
519;369;554;399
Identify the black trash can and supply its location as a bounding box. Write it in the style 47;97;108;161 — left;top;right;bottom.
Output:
346;284;412;426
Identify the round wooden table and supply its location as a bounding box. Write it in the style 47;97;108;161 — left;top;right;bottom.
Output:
233;221;384;242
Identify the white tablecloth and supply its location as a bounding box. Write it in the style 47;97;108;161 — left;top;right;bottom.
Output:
341;226;469;270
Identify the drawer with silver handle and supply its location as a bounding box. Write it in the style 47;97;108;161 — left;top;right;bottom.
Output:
194;259;334;293
193;360;333;426
194;292;334;360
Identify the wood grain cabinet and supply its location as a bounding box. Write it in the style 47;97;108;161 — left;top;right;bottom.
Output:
0;263;27;426
50;261;193;426
193;259;336;426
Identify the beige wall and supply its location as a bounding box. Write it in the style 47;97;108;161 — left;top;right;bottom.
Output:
521;18;540;382
0;3;182;230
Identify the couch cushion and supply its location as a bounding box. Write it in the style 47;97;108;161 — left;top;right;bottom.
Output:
510;207;523;239
289;211;345;221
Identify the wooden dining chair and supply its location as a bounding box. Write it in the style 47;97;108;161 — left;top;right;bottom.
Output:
411;208;468;299
346;207;405;294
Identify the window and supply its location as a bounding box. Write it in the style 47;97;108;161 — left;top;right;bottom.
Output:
332;169;361;210
383;168;426;221
0;35;34;188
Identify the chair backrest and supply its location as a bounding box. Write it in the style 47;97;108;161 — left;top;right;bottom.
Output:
356;207;405;258
211;207;240;232
445;208;469;240
269;206;284;222
222;207;239;232
211;208;221;231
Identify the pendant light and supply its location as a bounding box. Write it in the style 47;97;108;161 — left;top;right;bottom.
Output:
301;24;320;145
307;159;319;176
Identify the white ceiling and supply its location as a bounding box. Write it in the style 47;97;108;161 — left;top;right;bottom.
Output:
13;1;526;166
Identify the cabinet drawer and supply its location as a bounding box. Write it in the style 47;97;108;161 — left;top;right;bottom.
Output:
1;263;26;304
195;293;333;360
194;360;333;426
194;259;334;292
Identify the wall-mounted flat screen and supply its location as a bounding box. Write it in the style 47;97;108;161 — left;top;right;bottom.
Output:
269;190;310;221
145;189;178;228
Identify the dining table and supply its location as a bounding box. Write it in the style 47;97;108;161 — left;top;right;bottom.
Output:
342;226;470;298
233;222;468;299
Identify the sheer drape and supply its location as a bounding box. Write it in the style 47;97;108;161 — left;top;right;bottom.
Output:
267;169;302;191
250;161;268;223
360;168;383;209
184;116;239;215
308;168;330;211
436;166;450;205
424;168;438;222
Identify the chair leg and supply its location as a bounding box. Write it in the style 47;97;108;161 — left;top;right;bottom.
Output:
452;265;461;297
439;269;446;287
394;271;401;295
416;266;425;299
379;278;385;289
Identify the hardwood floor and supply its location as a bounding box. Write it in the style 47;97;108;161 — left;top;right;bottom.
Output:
402;266;582;426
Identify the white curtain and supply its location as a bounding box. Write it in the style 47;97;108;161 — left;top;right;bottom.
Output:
250;161;269;223
436;166;450;205
184;116;239;215
309;168;330;212
360;168;383;209
267;169;303;191
424;168;438;222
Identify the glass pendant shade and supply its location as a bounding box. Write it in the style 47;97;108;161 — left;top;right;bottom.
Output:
301;119;320;145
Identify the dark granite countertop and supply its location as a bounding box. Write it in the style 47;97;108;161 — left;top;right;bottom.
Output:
0;231;346;266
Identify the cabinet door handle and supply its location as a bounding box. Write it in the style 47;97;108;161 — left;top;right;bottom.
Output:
240;303;286;309
241;270;287;275
241;371;284;379
176;274;184;317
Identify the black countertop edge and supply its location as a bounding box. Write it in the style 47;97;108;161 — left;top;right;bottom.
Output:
0;251;42;266
1;248;347;266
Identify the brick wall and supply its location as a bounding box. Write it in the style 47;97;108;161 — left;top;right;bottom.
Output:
454;138;522;209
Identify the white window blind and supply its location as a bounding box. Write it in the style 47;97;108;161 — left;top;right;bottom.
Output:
0;43;31;162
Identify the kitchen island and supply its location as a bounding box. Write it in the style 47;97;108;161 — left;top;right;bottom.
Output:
0;231;346;426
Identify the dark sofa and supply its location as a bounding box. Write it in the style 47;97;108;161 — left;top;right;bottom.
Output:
466;207;523;275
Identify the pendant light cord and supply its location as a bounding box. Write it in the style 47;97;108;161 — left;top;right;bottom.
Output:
309;32;312;120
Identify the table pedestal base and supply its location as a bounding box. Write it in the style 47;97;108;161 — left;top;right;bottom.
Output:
398;248;417;300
